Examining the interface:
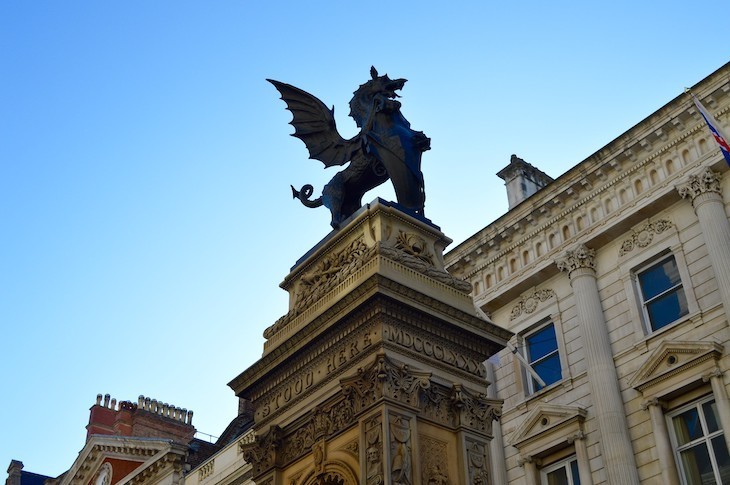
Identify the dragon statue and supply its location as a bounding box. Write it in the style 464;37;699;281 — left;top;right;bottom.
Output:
268;67;430;229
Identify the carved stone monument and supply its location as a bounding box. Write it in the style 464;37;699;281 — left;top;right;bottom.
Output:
229;199;511;484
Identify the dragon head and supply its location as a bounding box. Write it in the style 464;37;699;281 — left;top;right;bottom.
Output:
349;66;407;127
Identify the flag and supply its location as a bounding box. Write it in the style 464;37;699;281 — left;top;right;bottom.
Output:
691;94;730;166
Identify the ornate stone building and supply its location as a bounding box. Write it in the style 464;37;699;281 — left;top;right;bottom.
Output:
9;62;730;485
445;62;730;484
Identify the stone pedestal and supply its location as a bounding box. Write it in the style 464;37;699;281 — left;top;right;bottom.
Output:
229;199;511;485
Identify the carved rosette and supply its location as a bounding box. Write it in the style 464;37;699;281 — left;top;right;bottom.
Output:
618;219;674;256
510;289;556;320
677;168;722;202
555;244;596;277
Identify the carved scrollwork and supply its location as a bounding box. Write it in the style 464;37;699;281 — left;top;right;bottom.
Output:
394;231;434;264
240;426;283;477
618;219;674;256
677;168;722;201
378;240;472;293
341;353;431;413
510;289;556;320
556;244;596;276
390;415;413;485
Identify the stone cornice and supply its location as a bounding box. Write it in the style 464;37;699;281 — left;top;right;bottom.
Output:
446;66;730;279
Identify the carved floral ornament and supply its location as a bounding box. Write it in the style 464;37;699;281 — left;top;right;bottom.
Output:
241;353;502;478
266;232;470;338
677;168;722;201
555;244;596;276
510;289;556;320
618;219;674;256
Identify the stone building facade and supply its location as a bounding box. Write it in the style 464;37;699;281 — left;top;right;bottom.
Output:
445;62;730;484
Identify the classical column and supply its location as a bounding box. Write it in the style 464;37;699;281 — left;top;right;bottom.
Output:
703;368;730;451
518;455;539;485
556;245;640;485
567;432;594;485
678;168;730;316
642;398;680;485
486;362;509;485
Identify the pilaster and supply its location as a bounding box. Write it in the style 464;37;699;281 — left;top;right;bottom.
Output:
642;398;680;485
556;244;640;485
677;168;730;317
703;368;730;452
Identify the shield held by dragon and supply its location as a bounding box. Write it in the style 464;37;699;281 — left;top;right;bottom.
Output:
268;67;430;229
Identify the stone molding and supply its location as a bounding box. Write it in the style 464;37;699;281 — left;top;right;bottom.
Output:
510;288;556;320
618;219;674;256
677;168;722;202
447;87;730;282
509;402;588;452
240;353;502;479
555;244;596;277
629;340;724;393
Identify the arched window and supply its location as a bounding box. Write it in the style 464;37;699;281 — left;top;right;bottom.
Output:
666;158;675;174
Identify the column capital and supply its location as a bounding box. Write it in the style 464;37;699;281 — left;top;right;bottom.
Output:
556;244;596;277
702;367;725;383
677;168;722;202
566;431;586;444
517;454;541;467
642;397;667;411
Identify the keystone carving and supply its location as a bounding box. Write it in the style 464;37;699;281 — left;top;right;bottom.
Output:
619;219;674;256
677;168;722;201
510;289;556;320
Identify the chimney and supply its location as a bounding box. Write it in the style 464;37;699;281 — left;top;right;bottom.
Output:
496;154;553;209
5;460;23;485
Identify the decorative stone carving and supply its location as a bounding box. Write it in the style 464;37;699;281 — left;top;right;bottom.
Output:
341;353;431;413
618;219;674;256
365;416;384;485
466;440;491;485
390;415;413;485
510;289;556;320
420;436;449;485
379;241;472;292
240;425;283;477
555;244;596;276
296;238;376;312
677;168;722;201
342;439;359;457
394;231;434;265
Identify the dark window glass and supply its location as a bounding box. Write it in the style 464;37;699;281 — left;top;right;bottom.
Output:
637;256;688;331
525;323;561;392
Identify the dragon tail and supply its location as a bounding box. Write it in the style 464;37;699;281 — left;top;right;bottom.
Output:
291;184;323;209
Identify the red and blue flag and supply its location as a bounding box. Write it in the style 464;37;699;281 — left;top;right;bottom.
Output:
692;94;730;166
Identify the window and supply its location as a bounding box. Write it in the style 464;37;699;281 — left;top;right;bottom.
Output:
669;397;730;484
541;456;581;485
636;255;688;331
524;323;562;393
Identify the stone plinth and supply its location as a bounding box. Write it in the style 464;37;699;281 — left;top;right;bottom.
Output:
229;199;511;485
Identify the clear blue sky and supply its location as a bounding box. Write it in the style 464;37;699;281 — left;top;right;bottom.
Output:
1;1;727;477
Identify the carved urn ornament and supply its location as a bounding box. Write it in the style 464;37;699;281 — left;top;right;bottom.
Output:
269;67;430;229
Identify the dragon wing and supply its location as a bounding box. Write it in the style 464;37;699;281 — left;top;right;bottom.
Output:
268;79;360;168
